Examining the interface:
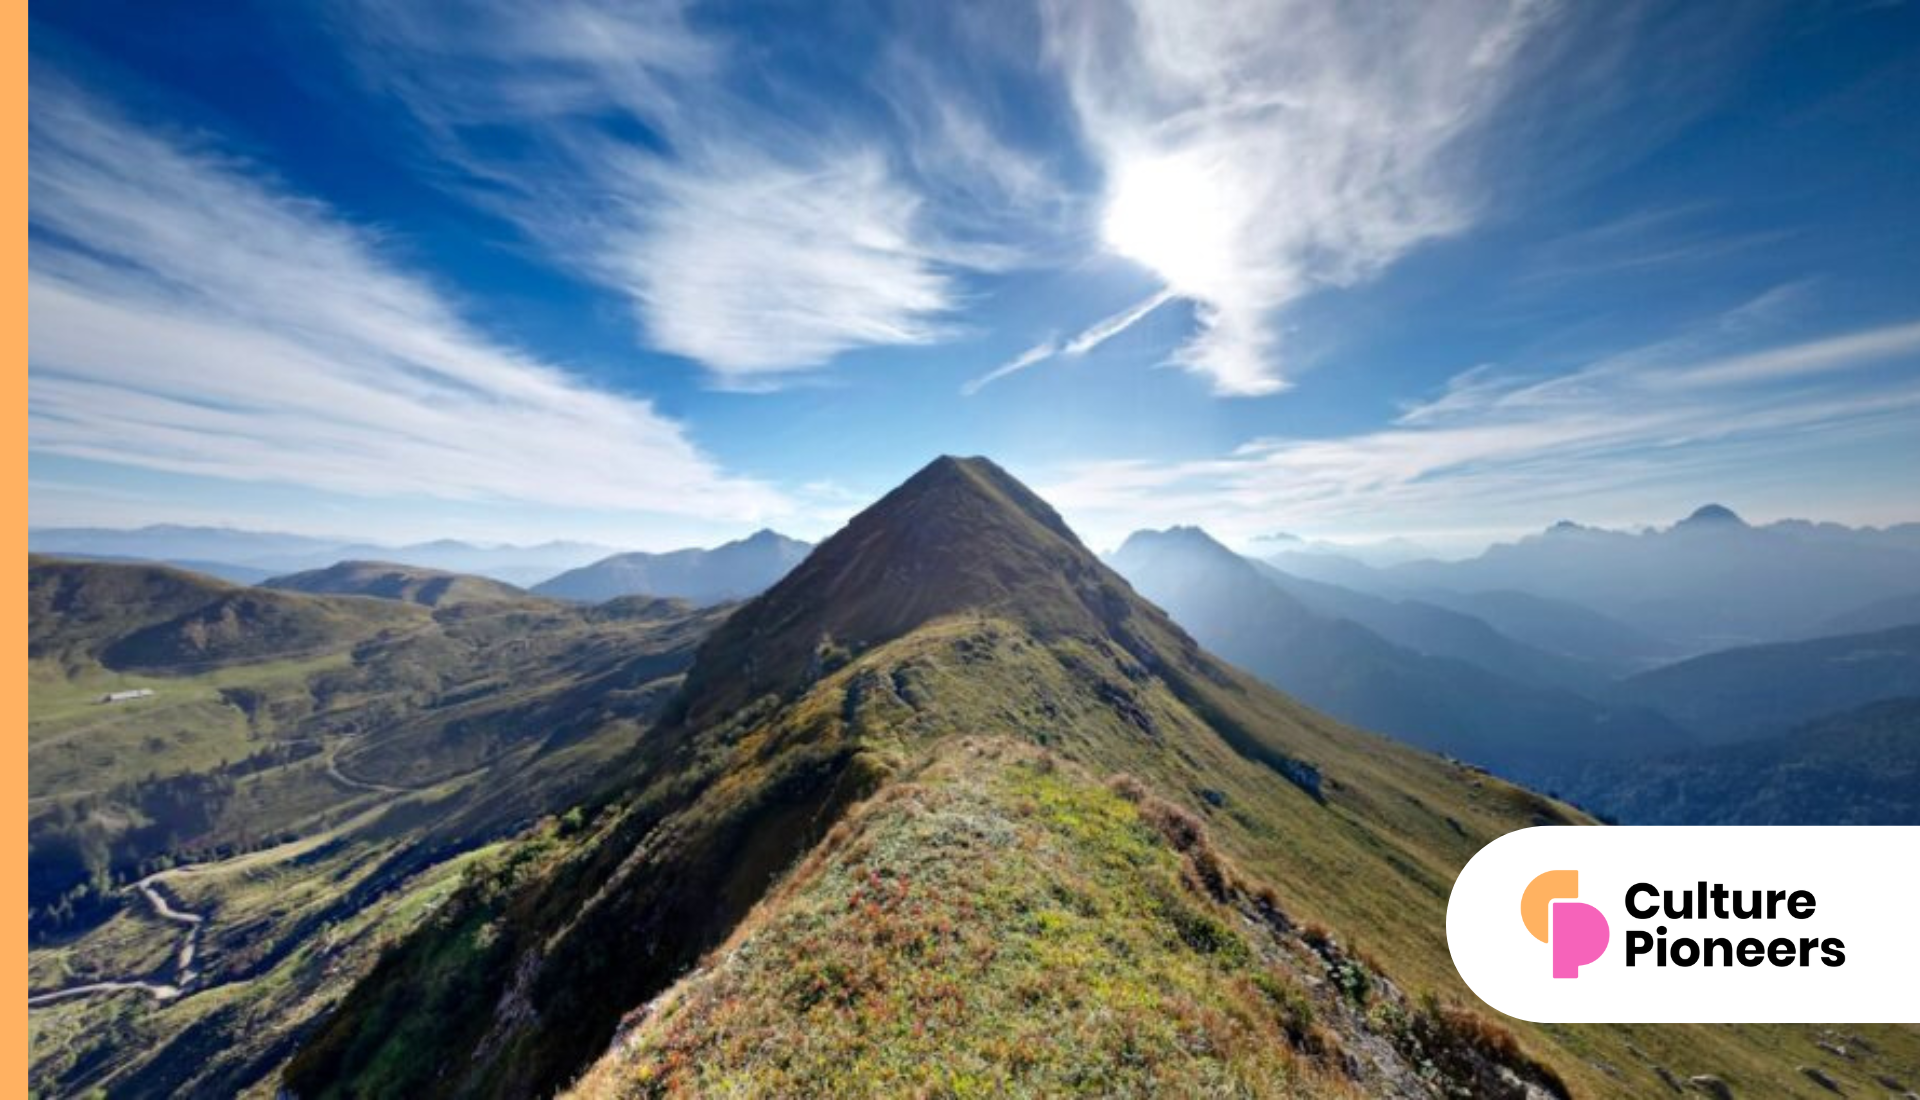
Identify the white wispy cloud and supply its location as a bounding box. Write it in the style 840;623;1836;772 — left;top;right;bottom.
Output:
347;0;993;386
961;289;1175;395
1040;308;1920;547
596;149;958;382
28;82;784;517
1044;0;1557;395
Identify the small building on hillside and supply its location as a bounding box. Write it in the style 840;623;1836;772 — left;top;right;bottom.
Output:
98;688;155;704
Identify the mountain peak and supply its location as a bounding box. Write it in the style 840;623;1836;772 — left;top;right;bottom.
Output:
674;456;1158;726
901;455;1079;537
733;527;804;550
1678;503;1746;528
1116;525;1240;563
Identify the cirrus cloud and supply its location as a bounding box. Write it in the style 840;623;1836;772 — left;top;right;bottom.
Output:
346;0;1004;387
28;82;785;518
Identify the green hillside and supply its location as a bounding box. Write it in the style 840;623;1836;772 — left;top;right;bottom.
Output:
30;555;425;673
27;558;731;1096
262;560;530;607
284;459;1920;1100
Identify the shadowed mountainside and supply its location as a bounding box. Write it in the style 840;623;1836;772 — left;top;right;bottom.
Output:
1245;556;1612;691
1108;527;1689;783
1609;624;1920;744
1550;697;1920;825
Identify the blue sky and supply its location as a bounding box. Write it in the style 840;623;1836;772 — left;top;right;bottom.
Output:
27;0;1920;554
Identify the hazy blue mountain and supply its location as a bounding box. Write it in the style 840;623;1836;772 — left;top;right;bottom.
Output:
29;524;344;564
533;529;811;604
1409;588;1683;674
1109;527;1689;780
1550;698;1920;825
1806;592;1920;639
1261;547;1399;592
1349;506;1920;652
1611;624;1920;744
1246;559;1610;691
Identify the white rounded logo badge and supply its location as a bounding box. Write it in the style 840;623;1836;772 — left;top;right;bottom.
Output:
1446;826;1920;1022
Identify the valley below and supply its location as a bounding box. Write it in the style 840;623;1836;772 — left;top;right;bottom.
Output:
27;558;725;1095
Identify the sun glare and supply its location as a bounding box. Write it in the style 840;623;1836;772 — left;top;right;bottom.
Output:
1100;153;1234;295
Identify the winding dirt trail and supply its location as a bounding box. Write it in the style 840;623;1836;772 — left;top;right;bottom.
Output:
325;745;416;795
137;876;204;987
27;978;180;1006
27;876;201;1009
29;735;482;1012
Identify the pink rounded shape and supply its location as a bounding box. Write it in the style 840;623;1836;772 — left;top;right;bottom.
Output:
1550;901;1610;978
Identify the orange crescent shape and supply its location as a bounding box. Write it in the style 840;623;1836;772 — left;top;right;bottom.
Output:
1522;869;1579;943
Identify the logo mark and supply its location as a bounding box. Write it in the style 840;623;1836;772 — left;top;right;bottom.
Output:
1523;869;1610;978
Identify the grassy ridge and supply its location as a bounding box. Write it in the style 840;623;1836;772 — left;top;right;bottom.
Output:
570;739;1569;1099
283;609;1617;1097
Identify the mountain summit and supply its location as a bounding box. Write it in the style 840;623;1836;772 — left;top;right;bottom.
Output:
677;456;1159;726
1677;503;1747;528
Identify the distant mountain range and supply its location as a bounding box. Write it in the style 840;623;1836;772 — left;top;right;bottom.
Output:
1268;505;1920;653
1108;524;1920;818
1108;527;1688;783
28;525;617;587
532;529;812;604
29;524;349;564
1409;588;1685;672
1246;558;1614;689
28;524;822;596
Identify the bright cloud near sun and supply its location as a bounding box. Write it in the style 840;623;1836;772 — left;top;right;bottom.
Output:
1101;153;1239;300
1048;0;1554;396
